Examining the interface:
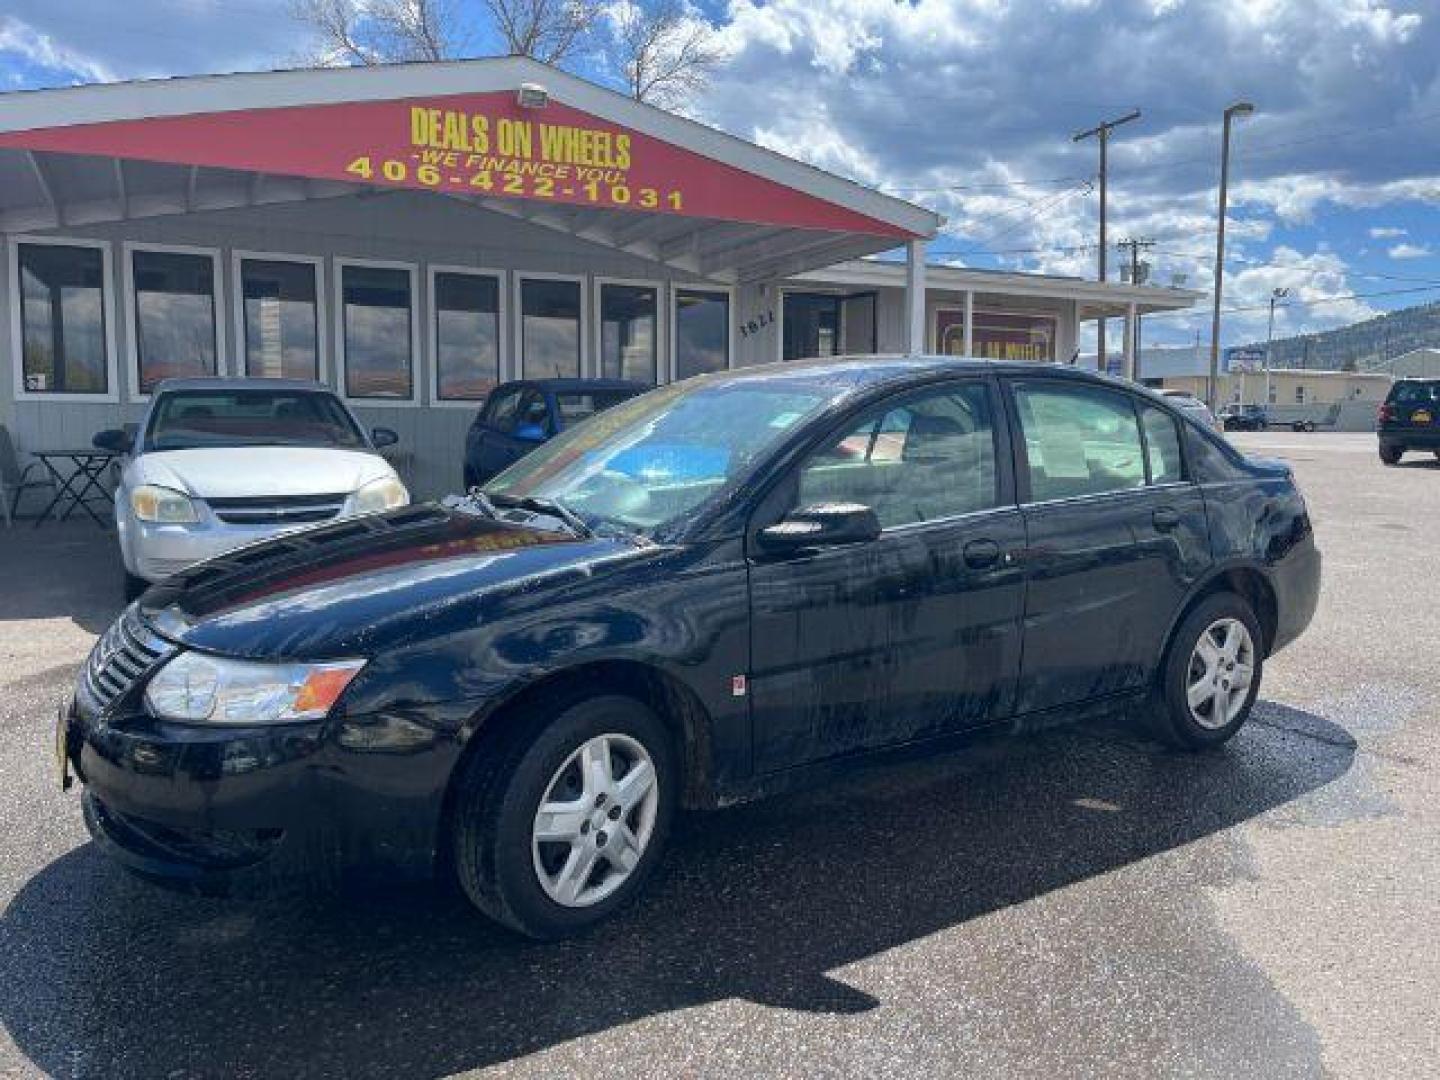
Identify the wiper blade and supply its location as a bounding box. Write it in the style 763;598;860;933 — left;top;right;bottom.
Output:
465;486;500;519
490;493;593;539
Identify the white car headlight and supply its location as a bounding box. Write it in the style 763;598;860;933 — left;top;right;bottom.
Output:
144;652;366;725
352;476;409;514
131;484;199;524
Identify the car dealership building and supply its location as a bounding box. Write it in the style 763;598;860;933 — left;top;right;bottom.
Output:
0;57;1199;499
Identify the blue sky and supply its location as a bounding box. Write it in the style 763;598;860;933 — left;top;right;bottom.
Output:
3;0;1438;349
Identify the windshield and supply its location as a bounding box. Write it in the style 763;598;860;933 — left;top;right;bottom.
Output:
145;389;368;451
485;378;837;536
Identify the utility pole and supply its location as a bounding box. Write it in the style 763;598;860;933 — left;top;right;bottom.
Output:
1207;101;1254;409
1118;236;1154;380
1264;287;1288;408
1074;109;1141;373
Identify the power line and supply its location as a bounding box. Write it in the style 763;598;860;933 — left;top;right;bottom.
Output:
1143;283;1440;318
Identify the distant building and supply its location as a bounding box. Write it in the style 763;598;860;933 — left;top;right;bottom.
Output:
1158;367;1390;431
1378;348;1440;378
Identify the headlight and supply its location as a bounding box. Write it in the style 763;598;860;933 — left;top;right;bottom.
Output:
131;484;199;524
144;652;366;725
352;476;409;514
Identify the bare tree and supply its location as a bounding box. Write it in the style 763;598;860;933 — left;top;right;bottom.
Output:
608;0;726;109
480;0;596;64
291;0;463;66
291;0;726;110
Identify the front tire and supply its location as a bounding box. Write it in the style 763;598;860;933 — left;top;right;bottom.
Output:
450;693;676;939
1379;444;1403;465
1151;593;1263;750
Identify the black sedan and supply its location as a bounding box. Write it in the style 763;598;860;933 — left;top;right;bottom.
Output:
462;378;646;488
59;358;1321;938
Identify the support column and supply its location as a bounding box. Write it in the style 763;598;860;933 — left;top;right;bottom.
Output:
1122;301;1138;380
905;239;927;354
963;290;974;357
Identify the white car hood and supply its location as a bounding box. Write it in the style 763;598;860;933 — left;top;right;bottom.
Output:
130;447;398;499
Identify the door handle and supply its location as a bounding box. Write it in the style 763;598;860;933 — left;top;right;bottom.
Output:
963;538;1001;569
1152;506;1181;531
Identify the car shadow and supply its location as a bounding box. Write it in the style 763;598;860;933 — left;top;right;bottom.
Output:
0;521;123;634
1;702;1356;1079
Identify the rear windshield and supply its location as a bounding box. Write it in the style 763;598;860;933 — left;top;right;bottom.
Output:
1389;381;1440;406
555;390;640;425
145;389;366;451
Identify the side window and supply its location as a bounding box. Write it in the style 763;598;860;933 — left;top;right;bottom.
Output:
514;389;552;435
796;382;998;529
1014;383;1146;501
1140;403;1185;484
484;388;522;429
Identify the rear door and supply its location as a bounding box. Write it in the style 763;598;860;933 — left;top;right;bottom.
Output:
748;378;1027;772
1006;379;1210;714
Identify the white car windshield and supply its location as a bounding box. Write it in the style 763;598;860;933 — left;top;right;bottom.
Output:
145;390;368;451
485;377;837;536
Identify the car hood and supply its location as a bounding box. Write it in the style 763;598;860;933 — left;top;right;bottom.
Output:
131;447;396;498
139;505;649;660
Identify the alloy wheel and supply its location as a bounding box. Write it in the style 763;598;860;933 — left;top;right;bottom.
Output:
531;732;659;908
1185;617;1255;730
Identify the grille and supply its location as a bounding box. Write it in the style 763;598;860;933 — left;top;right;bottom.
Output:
204;493;348;526
81;607;176;713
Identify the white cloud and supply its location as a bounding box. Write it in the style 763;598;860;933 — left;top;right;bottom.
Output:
1387;242;1432;259
0;15;113;83
1369;226;1408;238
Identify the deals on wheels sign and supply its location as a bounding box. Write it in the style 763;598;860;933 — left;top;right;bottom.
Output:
0;91;911;237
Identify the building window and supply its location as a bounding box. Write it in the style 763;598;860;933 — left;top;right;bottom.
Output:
132;249;218;393
519;277;582;379
434;271;501;400
674;288;730;380
1295;385;1305;404
1268;385;1277;404
936;309;1057;361
239;258;319;380
782;291;877;362
599;283;658;384
17;242;109;395
341;263;413;399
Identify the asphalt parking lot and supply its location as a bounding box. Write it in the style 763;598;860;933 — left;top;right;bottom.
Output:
1;431;1436;1079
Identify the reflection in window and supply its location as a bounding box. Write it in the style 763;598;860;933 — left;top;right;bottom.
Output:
600;283;658;384
1015;384;1146;500
241;259;318;380
132;250;217;393
342;265;413;399
1140;404;1184;484
675;289;729;380
435;272;501;400
520;278;581;380
19;243;108;394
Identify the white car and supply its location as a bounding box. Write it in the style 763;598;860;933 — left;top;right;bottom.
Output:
96;378;409;598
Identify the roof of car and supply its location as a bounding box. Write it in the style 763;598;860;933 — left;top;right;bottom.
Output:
696;355;1146;394
152;376;332;393
508;378;648;392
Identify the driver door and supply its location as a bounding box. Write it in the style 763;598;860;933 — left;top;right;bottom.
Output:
746;379;1026;773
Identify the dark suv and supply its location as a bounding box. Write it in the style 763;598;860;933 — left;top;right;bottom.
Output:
1377;379;1440;465
59;358;1321;938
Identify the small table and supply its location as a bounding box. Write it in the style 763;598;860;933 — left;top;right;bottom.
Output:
32;450;119;528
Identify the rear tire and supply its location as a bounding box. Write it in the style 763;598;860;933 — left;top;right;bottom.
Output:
1150;593;1263;750
450;693;676;939
1379;444;1403;465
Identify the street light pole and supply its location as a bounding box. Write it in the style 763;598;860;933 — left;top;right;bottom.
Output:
1074;109;1140;372
1265;286;1288;408
1206;101;1254;409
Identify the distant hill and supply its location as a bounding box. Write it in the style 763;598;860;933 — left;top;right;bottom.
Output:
1236;300;1440;370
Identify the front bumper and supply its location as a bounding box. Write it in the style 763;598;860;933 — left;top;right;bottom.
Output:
123;516;330;583
60;690;464;892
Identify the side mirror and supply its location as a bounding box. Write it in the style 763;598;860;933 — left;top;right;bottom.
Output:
757;502;881;554
93;428;131;454
371;427;399;449
513;422;547;443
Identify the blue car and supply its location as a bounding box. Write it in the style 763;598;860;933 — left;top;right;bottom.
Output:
463;378;647;488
